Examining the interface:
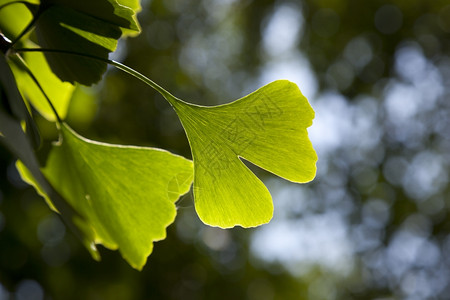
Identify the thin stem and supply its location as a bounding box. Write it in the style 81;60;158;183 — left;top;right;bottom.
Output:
110;60;178;105
12;53;62;123
14;47;183;107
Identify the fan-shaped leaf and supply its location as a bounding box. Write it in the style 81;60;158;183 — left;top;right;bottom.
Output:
35;123;193;269
8;43;75;121
0;63;96;260
34;0;140;85
171;80;317;228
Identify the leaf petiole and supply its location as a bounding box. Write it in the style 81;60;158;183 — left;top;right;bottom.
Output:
14;47;184;107
10;53;62;123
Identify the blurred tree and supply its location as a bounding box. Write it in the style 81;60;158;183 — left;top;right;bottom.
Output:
1;0;450;299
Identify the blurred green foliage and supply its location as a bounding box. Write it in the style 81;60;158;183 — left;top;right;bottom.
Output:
1;0;450;299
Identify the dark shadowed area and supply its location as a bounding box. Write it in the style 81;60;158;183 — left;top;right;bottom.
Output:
1;0;450;299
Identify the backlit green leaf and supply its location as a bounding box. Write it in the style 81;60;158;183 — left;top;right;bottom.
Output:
171;80;317;228
38;123;193;269
0;71;96;260
0;54;39;144
1;56;87;246
43;0;140;32
34;5;118;85
8;44;75;121
114;0;142;36
34;0;140;85
0;0;37;40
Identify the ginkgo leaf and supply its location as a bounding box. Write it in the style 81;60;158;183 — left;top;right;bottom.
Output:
1;56;70;225
170;80;317;228
34;0;140;85
0;0;36;40
8;42;75;121
0;54;39;146
0;84;96;262
24;123;193;270
113;0;142;36
43;0;140;32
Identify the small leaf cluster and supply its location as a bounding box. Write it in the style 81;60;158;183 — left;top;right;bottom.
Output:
0;0;317;269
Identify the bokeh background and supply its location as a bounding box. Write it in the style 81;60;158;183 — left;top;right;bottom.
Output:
2;0;450;299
